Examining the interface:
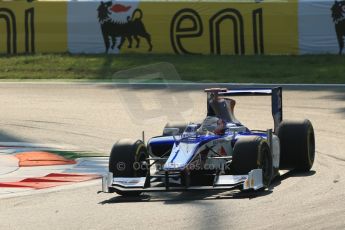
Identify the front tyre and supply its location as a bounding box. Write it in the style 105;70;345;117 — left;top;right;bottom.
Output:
231;136;273;188
109;139;148;196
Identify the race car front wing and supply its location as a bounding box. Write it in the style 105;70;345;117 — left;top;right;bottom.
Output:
102;169;264;193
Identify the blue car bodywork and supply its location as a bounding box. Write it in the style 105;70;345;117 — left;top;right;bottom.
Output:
148;87;282;172
103;87;284;193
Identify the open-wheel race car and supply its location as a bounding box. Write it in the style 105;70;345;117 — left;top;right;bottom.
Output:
102;87;315;196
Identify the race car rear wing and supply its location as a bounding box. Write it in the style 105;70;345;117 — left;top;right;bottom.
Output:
205;87;283;132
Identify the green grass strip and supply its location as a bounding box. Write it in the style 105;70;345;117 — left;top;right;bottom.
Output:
0;54;344;83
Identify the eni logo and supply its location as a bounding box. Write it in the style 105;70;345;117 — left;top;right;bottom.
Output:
170;8;264;55
0;0;35;54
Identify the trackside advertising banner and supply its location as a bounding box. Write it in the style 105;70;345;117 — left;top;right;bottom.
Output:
68;0;299;55
0;0;67;54
299;0;345;54
0;0;344;55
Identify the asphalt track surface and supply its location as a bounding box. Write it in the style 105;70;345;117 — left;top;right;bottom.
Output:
0;83;344;229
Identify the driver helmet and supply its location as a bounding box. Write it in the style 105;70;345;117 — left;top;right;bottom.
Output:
199;116;225;134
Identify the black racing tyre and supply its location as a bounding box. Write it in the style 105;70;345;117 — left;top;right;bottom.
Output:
278;119;315;171
231;136;273;188
162;122;187;136
109;139;148;196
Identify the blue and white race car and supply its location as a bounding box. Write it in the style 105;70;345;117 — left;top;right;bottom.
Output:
102;87;315;196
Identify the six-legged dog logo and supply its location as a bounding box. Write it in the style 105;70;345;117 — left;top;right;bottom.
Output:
331;0;345;54
97;1;153;53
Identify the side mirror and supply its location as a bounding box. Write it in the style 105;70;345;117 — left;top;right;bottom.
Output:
163;128;180;136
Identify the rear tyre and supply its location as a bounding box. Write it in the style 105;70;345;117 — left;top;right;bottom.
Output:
109;139;148;196
231;136;273;188
278;119;315;171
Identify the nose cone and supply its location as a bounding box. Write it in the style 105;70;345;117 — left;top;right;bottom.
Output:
163;142;199;171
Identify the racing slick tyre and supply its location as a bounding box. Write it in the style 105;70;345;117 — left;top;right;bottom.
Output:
231;136;273;188
162;122;187;136
277;119;315;172
109;139;148;196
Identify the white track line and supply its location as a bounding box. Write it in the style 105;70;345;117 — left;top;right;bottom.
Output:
0;155;19;176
